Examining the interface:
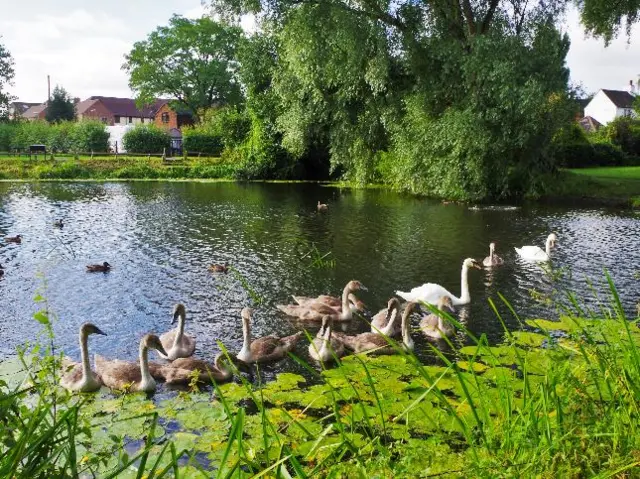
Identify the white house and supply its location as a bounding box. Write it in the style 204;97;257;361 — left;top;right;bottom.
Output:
584;86;637;126
106;125;134;153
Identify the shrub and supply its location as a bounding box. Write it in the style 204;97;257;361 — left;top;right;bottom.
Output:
602;116;640;157
48;122;74;153
0;122;15;151
122;124;170;153
182;128;223;155
201;107;251;148
70;121;109;152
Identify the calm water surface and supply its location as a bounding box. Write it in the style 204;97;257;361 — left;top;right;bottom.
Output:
0;182;638;380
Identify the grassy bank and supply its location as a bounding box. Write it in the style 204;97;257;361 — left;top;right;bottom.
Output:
2;276;640;477
2;155;640;207
542;167;640;207
0;155;236;180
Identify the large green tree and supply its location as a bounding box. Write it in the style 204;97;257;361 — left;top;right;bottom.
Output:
123;16;244;122
210;0;573;199
45;85;76;123
0;38;15;121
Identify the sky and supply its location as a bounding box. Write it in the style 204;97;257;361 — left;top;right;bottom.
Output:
0;1;638;102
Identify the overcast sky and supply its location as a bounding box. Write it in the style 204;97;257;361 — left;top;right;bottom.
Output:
1;1;639;102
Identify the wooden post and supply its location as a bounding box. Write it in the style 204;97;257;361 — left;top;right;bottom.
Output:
162;147;166;161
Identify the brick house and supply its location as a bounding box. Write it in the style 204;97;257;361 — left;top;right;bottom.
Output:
76;96;163;126
9;101;41;120
22;103;48;120
153;101;194;130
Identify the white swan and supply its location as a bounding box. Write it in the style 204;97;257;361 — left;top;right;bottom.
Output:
515;233;557;262
159;304;195;360
482;242;504;267
396;258;482;306
60;323;107;392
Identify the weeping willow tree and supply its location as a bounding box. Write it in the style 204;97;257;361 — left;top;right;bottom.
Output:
213;0;575;200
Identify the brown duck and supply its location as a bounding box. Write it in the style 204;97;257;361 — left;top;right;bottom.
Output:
86;262;111;272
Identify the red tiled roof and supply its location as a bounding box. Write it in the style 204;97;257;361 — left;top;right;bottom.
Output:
22;103;47;119
88;96;168;118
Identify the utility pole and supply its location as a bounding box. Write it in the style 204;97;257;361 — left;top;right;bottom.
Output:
47;75;51;102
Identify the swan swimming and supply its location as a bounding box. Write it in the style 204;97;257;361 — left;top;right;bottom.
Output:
515;233;557;262
396;258;482;306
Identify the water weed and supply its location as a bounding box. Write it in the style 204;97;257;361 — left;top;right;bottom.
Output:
1;275;640;477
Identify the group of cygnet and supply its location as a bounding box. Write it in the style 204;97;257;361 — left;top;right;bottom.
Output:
60;234;558;394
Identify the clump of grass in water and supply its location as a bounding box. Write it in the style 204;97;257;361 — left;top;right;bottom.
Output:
300;242;336;269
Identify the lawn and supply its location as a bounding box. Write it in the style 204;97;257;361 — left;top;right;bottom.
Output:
543;167;640;206
568;166;640;180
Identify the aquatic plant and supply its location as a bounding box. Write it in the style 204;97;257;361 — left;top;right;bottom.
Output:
1;273;640;476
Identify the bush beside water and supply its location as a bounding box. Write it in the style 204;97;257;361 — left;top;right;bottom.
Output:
1;275;640;477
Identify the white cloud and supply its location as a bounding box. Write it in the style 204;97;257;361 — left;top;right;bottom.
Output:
1;2;638;102
563;6;640;94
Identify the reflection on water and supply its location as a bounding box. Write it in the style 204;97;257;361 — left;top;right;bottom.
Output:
0;182;638;379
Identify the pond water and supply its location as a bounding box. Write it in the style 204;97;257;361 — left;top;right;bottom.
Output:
0;181;638;380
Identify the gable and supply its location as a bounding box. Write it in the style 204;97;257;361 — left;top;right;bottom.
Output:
601;89;635;109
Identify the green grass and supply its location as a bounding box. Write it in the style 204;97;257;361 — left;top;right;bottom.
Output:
2;274;640;477
0;156;236;180
568;166;640;180
542;168;640;206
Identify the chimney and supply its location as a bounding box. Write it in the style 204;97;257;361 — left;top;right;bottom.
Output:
630;79;637;96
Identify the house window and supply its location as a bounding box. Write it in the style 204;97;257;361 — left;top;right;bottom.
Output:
128;116;132;124
161;112;170;124
114;115;120;124
100;117;108;124
141;118;144;124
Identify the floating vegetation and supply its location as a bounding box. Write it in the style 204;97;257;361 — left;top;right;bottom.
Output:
2;276;640;476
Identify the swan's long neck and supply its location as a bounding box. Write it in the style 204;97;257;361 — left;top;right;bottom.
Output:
139;344;153;387
382;308;398;335
401;309;414;350
214;355;232;379
489;245;494;262
173;311;185;348
79;330;91;382
341;285;352;319
459;265;470;304
320;324;332;358
239;319;252;361
545;239;552;256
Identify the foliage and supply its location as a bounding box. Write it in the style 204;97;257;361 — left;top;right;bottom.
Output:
122;124;171;154
200;106;251;148
123;16;244;122
204;0;574;199
0;155;235;180
601;116;640;157
577;0;640;43
182;127;224;155
70;120;110;152
0;120;110;153
0;38;14;121
45;86;76;124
